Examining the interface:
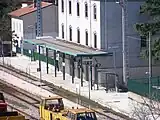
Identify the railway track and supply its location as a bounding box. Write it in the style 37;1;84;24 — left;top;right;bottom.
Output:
0;62;134;120
0;80;110;120
0;82;40;120
7;104;38;120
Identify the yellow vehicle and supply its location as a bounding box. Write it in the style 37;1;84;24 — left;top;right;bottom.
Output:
0;111;26;120
60;108;98;120
40;96;97;120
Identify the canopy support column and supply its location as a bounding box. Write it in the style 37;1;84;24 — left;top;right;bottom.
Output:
33;49;35;61
86;65;89;82
80;57;83;87
90;57;93;90
38;46;41;72
46;48;49;74
71;56;75;84
37;45;42;83
62;53;65;80
94;66;98;90
54;50;57;77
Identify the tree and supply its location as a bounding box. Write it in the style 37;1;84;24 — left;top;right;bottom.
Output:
0;0;22;56
131;94;160;120
135;0;160;60
0;0;21;42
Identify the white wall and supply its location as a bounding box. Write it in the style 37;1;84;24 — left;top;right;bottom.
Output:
11;18;23;52
58;0;101;49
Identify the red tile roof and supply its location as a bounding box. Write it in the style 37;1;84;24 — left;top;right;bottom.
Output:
8;2;52;17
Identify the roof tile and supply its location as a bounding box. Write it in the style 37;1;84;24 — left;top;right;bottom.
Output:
8;2;52;17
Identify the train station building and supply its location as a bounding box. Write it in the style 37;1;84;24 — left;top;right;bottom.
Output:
9;0;160;92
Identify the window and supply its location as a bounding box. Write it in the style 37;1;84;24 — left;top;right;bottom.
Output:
77;28;80;43
93;4;97;20
62;24;64;39
77;112;97;120
69;26;72;41
61;0;64;12
141;36;147;47
94;33;97;48
85;30;88;45
77;2;80;16
85;3;88;17
69;1;72;14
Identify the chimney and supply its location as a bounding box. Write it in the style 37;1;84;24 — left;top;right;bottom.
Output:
21;3;28;8
33;0;37;8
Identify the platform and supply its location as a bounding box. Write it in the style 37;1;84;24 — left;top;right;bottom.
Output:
0;54;156;119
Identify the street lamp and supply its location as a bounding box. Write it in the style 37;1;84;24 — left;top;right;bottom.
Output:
116;0;129;87
148;32;152;99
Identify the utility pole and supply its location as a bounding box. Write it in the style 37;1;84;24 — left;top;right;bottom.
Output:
120;0;129;87
36;0;43;90
36;0;43;37
148;32;151;99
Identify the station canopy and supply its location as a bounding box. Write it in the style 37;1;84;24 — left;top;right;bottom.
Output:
24;38;112;57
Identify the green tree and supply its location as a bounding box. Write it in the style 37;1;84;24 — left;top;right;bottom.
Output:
0;0;21;42
135;0;160;60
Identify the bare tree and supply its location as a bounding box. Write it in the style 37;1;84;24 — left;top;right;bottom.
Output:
130;93;160;120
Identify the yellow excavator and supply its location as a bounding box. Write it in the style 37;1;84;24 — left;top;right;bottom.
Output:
40;95;97;120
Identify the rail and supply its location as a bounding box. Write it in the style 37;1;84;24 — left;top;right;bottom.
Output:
0;81;40;120
0;62;135;120
7;104;38;120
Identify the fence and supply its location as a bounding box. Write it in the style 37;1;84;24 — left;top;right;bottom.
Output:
128;76;160;100
17;47;55;66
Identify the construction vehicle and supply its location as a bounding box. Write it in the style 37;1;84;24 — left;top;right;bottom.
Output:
0;92;26;120
40;95;97;120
